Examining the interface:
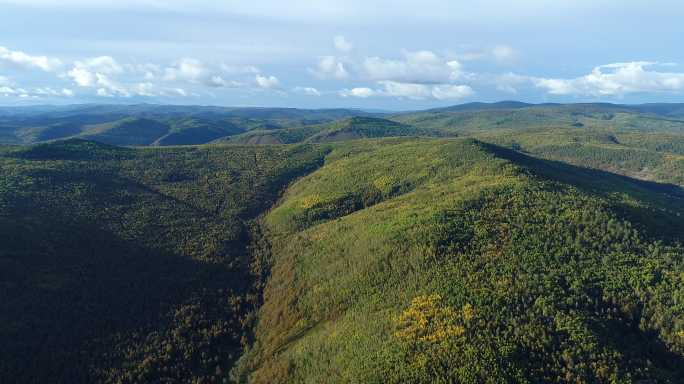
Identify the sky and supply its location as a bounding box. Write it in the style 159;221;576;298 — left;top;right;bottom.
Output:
1;0;684;110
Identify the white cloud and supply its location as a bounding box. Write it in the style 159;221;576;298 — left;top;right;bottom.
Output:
0;85;73;98
172;88;188;97
163;58;261;89
0;86;17;95
206;75;243;88
126;63;162;80
333;35;353;53
164;58;206;82
95;74;128;96
431;84;474;100
255;74;280;89
0;46;61;72
378;80;432;99
293;86;321;96
66;56;129;96
362;50;463;83
67;67;96;87
133;82;156;97
34;87;74;97
340;81;474;100
533;62;684;96
339;87;375;98
312;56;349;79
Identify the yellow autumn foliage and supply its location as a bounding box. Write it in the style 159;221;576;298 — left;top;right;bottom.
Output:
394;294;473;344
300;194;323;209
373;175;394;192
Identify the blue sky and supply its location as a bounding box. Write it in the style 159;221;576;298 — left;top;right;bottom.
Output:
1;0;684;109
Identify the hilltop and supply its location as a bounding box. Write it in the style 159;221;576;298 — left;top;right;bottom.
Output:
218;116;451;145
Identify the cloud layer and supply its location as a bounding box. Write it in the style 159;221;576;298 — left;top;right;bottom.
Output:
3;38;684;105
533;62;684;96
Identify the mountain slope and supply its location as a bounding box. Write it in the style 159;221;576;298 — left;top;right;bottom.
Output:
237;138;684;383
0;105;375;145
2;136;684;383
0;139;327;383
220;117;451;145
391;105;684;135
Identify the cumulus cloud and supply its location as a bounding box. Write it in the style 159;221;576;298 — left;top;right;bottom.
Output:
163;58;265;90
378;81;432;99
255;74;280;89
164;58;206;82
34;87;74;97
312;56;349;79
0;46;271;100
339;87;375;98
206;75;243;88
0;85;73;98
328;48;474;100
66;56;190;98
293;86;321;96
66;56;130;96
333;35;353;53
362;50;462;83
0;46;62;71
341;81;473;100
533;62;684;96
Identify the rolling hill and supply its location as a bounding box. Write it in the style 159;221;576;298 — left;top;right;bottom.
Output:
219;116;451;145
2;103;684;383
1;136;683;383
4;102;684;148
0;104;374;146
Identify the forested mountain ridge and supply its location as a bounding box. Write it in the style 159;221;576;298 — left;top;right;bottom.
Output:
236;138;684;383
4;102;684;148
216;116;452;145
0;104;374;146
1;105;684;383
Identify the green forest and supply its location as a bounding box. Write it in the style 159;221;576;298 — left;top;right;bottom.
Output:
1;103;683;383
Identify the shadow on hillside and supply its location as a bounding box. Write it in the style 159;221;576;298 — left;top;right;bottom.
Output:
477;141;684;241
0;185;252;384
594;315;684;380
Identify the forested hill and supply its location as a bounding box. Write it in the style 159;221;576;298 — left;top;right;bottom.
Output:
0;105;374;146
238;138;684;383
0;139;328;382
4;102;684;148
1;137;683;383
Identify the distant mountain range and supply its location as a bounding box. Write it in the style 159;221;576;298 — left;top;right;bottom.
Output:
3;102;684;146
